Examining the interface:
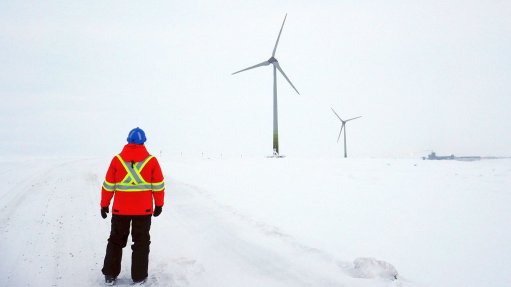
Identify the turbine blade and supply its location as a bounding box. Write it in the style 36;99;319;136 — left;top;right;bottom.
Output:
272;14;287;57
275;62;299;95
337;124;344;143
232;61;270;75
346;116;362;122
330;108;344;122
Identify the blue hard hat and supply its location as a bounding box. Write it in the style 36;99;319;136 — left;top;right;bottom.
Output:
127;127;146;144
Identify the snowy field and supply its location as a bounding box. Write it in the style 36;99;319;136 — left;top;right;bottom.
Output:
0;156;510;287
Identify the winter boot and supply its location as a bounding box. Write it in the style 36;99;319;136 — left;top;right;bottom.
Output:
104;275;116;286
132;277;147;285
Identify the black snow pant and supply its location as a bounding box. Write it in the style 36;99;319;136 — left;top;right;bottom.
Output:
102;214;152;281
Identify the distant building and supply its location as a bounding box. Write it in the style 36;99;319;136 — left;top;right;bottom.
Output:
422;151;481;161
422;152;455;160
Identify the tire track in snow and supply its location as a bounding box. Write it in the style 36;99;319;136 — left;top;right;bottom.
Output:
51;158;109;287
0;158;109;287
0;161;55;225
0;159;73;286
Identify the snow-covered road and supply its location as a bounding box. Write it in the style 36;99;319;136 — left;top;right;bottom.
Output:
1;157;509;287
0;157;404;287
0;158;400;287
0;158;105;286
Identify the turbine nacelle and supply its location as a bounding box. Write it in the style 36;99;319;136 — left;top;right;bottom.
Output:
232;14;298;95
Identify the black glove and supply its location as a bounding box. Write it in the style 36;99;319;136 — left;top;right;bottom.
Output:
101;206;109;219
153;206;162;217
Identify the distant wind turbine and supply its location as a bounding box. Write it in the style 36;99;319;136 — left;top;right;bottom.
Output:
331;108;362;158
232;14;300;157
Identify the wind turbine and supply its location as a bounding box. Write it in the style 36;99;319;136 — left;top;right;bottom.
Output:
232;14;300;157
331;108;362;158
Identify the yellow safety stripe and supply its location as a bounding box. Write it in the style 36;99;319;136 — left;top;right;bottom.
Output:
110;154;163;192
139;155;154;173
116;155;149;184
116;156;132;184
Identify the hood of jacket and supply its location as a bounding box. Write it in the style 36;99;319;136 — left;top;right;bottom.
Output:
119;144;150;162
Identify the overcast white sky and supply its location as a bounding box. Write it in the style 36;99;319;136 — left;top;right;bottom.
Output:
1;0;510;158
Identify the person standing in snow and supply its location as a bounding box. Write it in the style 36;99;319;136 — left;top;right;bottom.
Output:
100;127;165;286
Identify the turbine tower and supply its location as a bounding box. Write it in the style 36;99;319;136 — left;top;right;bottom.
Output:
331;108;362;158
232;14;300;157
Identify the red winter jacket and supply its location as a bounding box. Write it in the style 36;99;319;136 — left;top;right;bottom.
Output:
100;144;165;215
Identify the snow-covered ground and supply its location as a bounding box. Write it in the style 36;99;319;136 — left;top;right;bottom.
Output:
1;156;510;287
